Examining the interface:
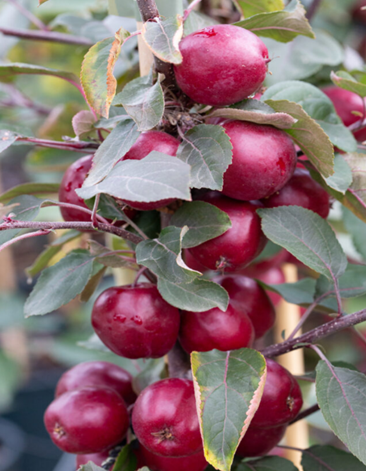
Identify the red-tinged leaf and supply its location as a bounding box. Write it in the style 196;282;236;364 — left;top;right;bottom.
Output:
39;0;49;4
191;349;267;471
81;27;130;118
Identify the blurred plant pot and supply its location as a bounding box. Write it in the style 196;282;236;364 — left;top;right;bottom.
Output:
0;418;25;471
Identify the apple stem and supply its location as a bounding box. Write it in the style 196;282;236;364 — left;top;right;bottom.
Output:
289;404;320;425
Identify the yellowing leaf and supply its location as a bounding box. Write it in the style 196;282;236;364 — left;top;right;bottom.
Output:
81;27;130;118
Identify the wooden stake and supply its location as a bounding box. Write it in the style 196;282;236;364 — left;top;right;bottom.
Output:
274;263;309;470
136;21;154;77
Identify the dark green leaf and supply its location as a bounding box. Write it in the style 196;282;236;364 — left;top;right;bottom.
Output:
316;264;366;299
235;0;314;43
141;16;183;64
170;201;231;249
78;152;192;203
83;119;140;189
331;70;366;98
132;358;166;395
88;240;136;268
85;194;130;222
316;362;366;466
81;28;130;118
113;444;137;471
262;80;357;153
80;265;107;302
0;183;60;203
207;99;296;129
24;250;96;316
258;206;347;280
237;456;299;471
191;349;266;471
136;226;229;311
176;124;233;190
0;130;18;155
114;73;164;131
264;100;335;178
128;210;161;241
343;207;366;259
302;445;366;471
324;154;353;194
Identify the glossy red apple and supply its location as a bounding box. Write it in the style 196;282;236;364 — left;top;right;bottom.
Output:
252;267;286;306
59;155;135;223
187;192;267;272
137;444;208;471
91;283;180;359
132;378;202;457
174;25;269;106
179;304;254;354
213;275;275;339
221;120;297;201
322;86;366;142
251;359;303;428
44;387;129;454
262;168;330;218
121;130;180;211
236;424;287;457
55;361;136;405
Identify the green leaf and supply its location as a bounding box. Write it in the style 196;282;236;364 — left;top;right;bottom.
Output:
257;206;347;280
302;445;366;471
77;152;192;202
0;352;21;411
191;349;266;471
136;226;229;312
234;0;284;18
176;124;233;190
81;28;130;118
262;80;357;153
316;361;366;466
343;153;366;207
0;183;60;203
183;10;218;36
207;99;296;129
170;201;231;249
264;99;335;178
26;230;81;278
72;110;96;139
262;31;343;85
343;207;366;259
82;120;140;188
114;73;164;132
0;130;18;155
85;194;130;222
24;250;97;316
237;456;299;471
132;358;166;395
79;464;104;471
141;15;183;64
324;154;353;194
78;333;112;353
113;444;137;471
0;195;44;245
80;265;107;302
0;62;78;84
331;70;366;98
316;264;366;299
88;240;136;268
235;0;314;43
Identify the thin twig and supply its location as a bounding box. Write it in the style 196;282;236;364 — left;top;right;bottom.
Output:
5;0;49;31
0;229;51;253
0;26;93;46
17;137;98;153
0;220;143;245
184;0;202;20
261;307;366;358
92;194;101;228
51;201;109;225
289;404;320;424
306;0;323;21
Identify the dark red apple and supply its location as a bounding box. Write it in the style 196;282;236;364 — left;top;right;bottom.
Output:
55;361;136;405
174;25;269;106
187;192;267;272
132;378;202;457
179;304;254;353
322;86;366;142
137;444;208;471
236;424;287;457
262;168;330;218
251;267;286;306
251;359;303;428
213;275;275;339
91;283;180;359
76;450;109;468
121;131;180;211
221;120;297;201
44;387;129;454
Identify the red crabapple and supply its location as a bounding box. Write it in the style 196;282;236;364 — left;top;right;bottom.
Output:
137;444;208;471
91;284;180;359
132;378;202;457
221;120;297;201
236;424;287;457
174;25;269;106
